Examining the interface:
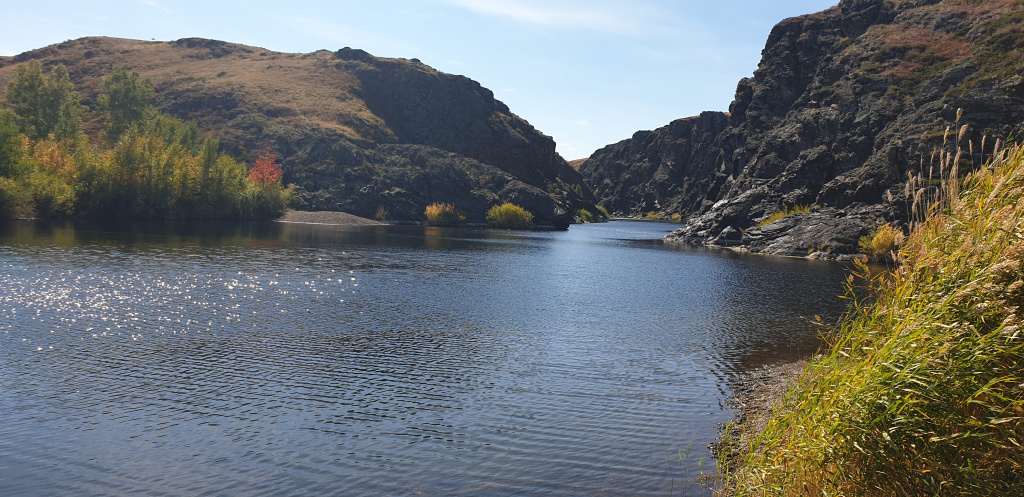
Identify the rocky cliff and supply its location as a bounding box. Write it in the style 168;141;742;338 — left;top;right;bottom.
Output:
580;0;1024;256
0;37;593;227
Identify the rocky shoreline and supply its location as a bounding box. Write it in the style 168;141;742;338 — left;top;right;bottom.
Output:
667;208;879;260
714;360;810;476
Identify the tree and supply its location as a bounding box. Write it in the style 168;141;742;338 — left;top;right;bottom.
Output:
4;61;83;141
98;66;155;142
248;148;282;185
0;110;27;177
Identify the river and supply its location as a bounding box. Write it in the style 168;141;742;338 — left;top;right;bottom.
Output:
0;219;850;496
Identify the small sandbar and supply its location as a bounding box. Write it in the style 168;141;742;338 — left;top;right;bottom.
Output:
275;210;386;226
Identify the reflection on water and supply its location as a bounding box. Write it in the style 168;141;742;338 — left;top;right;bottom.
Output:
0;219;851;496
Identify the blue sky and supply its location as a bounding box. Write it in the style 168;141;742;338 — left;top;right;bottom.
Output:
2;0;838;159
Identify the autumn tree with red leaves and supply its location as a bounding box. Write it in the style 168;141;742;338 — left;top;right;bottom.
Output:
248;148;282;186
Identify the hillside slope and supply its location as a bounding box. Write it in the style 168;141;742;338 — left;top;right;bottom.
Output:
0;37;592;227
580;0;1024;255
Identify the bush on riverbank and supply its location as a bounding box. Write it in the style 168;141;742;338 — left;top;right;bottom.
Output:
722;144;1024;495
424;202;465;226
486;202;533;229
858;223;905;262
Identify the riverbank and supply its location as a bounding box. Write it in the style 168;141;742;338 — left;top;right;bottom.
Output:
714;360;810;478
720;144;1024;495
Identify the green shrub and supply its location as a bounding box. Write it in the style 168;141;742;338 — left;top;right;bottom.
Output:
425;202;465;226
0;177;33;218
575;208;594;223
486;202;533;229
238;183;294;220
0;110;28;177
27;172;75;217
595;205;611;220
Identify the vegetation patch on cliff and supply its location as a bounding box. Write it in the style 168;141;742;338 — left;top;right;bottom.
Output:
757;204;813;227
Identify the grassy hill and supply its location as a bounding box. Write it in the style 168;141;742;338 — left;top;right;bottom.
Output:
0;37;595;226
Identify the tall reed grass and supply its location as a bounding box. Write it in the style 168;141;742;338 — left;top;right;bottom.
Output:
721;130;1024;495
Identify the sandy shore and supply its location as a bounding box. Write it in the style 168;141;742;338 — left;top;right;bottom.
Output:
274;210;387;226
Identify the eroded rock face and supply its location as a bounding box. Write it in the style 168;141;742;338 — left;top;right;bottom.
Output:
740;208;876;258
581;0;1024;256
0;37;592;228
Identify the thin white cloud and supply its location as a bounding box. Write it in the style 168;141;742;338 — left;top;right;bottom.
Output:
443;0;674;36
577;119;590;127
139;0;171;13
558;141;580;158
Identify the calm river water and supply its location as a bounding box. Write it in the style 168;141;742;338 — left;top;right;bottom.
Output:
0;219;851;496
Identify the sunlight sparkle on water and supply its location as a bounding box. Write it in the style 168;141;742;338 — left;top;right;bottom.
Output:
0;221;851;496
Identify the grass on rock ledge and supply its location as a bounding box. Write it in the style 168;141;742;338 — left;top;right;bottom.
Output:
721;145;1024;496
757;204;812;227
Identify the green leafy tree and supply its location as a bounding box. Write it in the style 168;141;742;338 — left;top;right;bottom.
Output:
3;60;84;141
0;110;27;177
98;66;155;142
0;64;289;220
142;112;200;151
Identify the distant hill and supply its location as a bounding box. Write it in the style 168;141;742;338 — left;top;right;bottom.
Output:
0;37;594;227
568;158;588;172
579;0;1024;256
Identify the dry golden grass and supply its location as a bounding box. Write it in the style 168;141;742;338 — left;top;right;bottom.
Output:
876;26;972;60
757;204;812;227
722;138;1024;496
924;0;1018;17
858;223;905;262
850;24;973;78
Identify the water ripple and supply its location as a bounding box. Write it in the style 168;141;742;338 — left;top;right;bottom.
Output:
0;220;850;496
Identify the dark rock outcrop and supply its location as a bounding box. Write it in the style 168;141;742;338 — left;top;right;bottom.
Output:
0;37;593;228
580;0;1024;256
741;208;875;258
